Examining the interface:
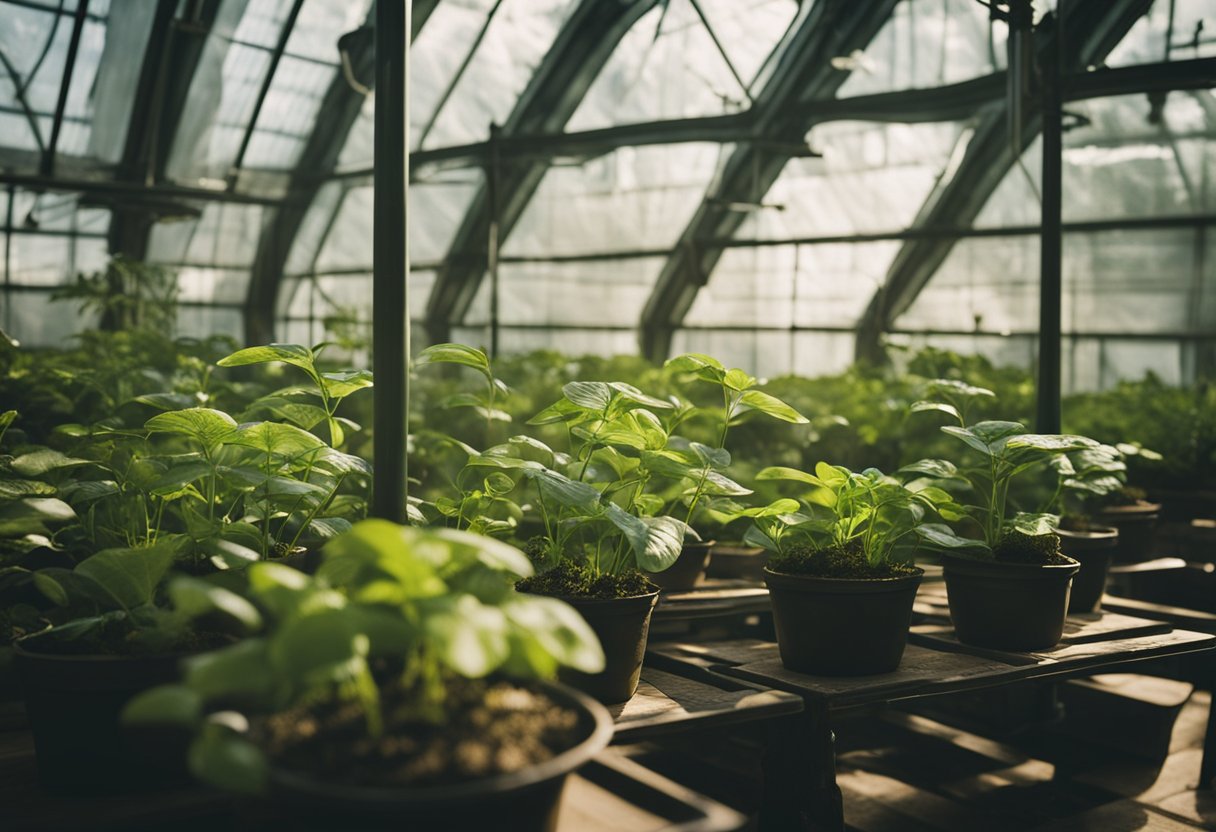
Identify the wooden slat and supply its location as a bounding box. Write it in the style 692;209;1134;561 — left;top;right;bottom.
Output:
653;580;770;621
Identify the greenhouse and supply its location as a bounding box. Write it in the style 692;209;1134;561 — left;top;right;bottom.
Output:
3;0;1216;829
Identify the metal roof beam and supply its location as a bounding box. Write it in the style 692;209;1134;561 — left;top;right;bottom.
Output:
853;0;1155;363
637;0;899;362
422;0;659;344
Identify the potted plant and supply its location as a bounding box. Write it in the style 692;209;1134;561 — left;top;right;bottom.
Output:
1047;444;1126;613
655;353;808;589
1096;444;1164;563
123;520;610;832
744;462;957;675
907;380;1099;651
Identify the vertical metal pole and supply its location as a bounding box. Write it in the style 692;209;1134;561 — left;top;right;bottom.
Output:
1036;12;1063;434
488;122;501;360
3;185;13;334
42;0;89;177
372;0;410;522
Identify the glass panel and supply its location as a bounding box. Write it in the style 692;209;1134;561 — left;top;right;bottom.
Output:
4;291;98;347
1108;0;1216;67
671;329;856;378
176;266;250;304
504;142;732;257
177;306;244;341
8;233;109;285
836;0;1005;98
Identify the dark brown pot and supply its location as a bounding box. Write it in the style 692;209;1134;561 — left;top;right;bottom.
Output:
645;541;714;591
260;681;613;832
764;567;923;676
943;554;1080;651
1057;526;1118;614
558;591;659;704
1098;502;1161;564
14;639;191;792
706;543;767;581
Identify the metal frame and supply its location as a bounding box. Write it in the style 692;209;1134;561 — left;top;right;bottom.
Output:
40;0;88;176
423;0;659;344
853;0;1156;365
638;0;900;362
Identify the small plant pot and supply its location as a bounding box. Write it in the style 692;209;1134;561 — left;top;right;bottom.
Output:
764;567;923;676
14;639;191;792
559;591;660;703
1098;502;1161;564
943;554;1080;651
706;543;767;582
259;681;613;832
645;540;715;591
1057;526;1118;614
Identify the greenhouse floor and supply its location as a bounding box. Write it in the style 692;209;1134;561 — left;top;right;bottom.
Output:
618;687;1214;831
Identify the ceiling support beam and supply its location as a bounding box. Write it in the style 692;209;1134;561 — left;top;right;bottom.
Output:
637;0;899;363
853;0;1155;364
422;0;658;345
242;0;440;346
40;0;89;176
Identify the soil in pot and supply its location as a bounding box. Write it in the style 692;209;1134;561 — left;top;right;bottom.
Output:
644;540;714;591
517;563;659;704
256;676;612;832
1098;500;1162;564
765;546;923;676
944;531;1080;652
15;626;230;792
1056;523;1118;614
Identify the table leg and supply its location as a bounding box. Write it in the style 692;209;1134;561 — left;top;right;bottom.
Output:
1200;660;1216;791
761;703;844;832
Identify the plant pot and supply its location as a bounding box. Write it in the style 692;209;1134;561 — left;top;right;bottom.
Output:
645;540;715;591
259;681;613;832
1057;526;1118;614
706;543;767;582
764;567;923;676
558;591;660;703
942;554;1080;651
1098;502;1161;564
13;639;191;792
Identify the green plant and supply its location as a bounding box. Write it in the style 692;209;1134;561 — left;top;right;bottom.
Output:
51;255;179;335
122;520;604;793
415;343;512;443
905;380;1100;558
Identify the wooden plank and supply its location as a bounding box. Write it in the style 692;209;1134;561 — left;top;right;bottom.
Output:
1033;799;1205;831
911;628;1214;670
1101;595;1216;633
611;667;802;741
653;580;770;621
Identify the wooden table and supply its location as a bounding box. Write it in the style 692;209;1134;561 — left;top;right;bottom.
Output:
654;579;772;622
649;612;1216;831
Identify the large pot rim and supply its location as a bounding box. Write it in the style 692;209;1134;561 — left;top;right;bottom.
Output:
266;679;612;804
1056;524;1118;546
942;552;1080;577
763;565;924;594
1098;502;1162;516
535;588;660;611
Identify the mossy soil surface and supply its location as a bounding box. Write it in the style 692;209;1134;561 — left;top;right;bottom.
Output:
768;543;919;579
260;677;582;788
992;530;1072;565
516;560;658;600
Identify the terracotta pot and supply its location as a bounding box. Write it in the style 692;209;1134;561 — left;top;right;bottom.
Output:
260;681;613;832
943;554;1080;651
1098;502;1161;564
1057;525;1118;613
558;591;660;703
645;540;715;591
765;567;923;676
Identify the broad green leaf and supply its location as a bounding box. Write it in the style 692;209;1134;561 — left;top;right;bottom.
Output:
606;382;673;410
11;448;89;477
318;520;448;599
169;577;262;630
756;466;822;486
940;425;993;456
217;344;313;370
526;469;601;511
635;516;694;572
415;343;491;379
188;728;268;795
269;402;328;430
133;392;202;412
270;608;366;687
925;379;996;400
690;442;731;470
738;390;808;424
1006;434;1099;454
665;353;725;382
503;595;605;674
916;523;986;550
230;421;325;456
731;499;801;518
122;684;202;728
0;497;76;536
205;538;260;570
59;479;120;503
33;571;69;606
75;542;178;610
185;639;276;703
969;420;1027;448
0;478;56;499
150;462;212;496
695;470;753;497
421;593;509;678
146;408;238;450
1011;512;1059;536
562;381;613;411
527;397;582;425
910;401;961;421
897;458;960;480
723;368;757;392
307;516;353;540
320;370;374;400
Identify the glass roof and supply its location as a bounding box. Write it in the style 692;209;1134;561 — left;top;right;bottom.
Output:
0;0;1213;393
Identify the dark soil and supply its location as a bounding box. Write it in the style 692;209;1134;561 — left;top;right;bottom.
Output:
992;530;1071;565
259;677;583;788
768;543;918;579
516;560;658;599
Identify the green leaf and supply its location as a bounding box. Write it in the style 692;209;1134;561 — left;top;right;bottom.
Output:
562;381;613;411
1011;512;1059;536
503;595;605;675
205;538;260;570
738;390;809;424
415;343;491;379
184;639;275;703
75;542;178;610
0;478;57;499
665;353;725;383
526;469;601;511
146;408;238;450
10;448;90;477
916;523;986;551
269;402;328;430
33;571;69;606
690;442;731;470
150;462;212;496
755;466;823;486
606;382;673;410
270;607;366;687
925;379;996;400
133;392;202;411
940;425;994;456
636;516;693;572
230;421;325;456
897;458;960;480
1006;434;1099;454
217;344;313;370
122;684;202;728
910;401;961;421
188;727;268;795
421;593;509;678
320;370;374;400
0;497;76;535
169;577;262;631
723;368;756;392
